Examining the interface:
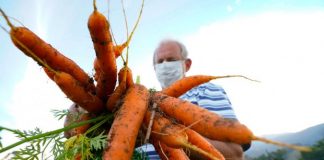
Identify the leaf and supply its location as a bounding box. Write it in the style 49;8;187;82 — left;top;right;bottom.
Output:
89;132;107;151
51;109;69;120
136;75;141;84
8;128;64;160
0;136;2;149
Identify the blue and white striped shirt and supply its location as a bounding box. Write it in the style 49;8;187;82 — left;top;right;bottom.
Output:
180;82;237;119
136;82;237;160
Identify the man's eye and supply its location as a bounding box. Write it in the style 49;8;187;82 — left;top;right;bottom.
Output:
157;60;164;64
166;58;177;62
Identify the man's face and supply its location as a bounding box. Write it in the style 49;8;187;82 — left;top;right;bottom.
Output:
154;42;183;65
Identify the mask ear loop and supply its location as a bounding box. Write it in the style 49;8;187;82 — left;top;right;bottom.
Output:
180;60;187;78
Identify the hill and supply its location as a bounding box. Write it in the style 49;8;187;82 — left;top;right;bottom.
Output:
245;123;324;158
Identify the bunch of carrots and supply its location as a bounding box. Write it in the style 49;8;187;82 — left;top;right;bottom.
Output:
0;1;311;160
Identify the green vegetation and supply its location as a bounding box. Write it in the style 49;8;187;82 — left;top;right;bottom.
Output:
300;138;324;160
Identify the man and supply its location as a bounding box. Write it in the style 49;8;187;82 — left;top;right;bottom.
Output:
137;39;249;160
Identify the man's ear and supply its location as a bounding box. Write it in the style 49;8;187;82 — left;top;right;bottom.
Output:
184;58;192;72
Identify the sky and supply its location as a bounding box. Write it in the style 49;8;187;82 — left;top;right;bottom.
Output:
1;0;324;154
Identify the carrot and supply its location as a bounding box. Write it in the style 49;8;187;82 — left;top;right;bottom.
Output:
144;112;187;149
53;71;105;113
185;128;225;160
43;67;55;81
105;66;134;111
152;92;312;152
106;81;127;112
1;9;96;96
64;104;93;138
162;75;258;97
102;84;149;160
114;43;127;58
118;66;134;88
143;111;221;160
0;9;96;94
88;3;117;101
152;92;254;144
93;58;100;82
151;137;190;160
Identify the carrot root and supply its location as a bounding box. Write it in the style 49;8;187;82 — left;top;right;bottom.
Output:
103;84;149;160
152;138;190;160
253;136;312;152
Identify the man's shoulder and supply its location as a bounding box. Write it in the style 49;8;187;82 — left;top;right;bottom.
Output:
191;82;224;92
180;82;224;97
199;82;223;89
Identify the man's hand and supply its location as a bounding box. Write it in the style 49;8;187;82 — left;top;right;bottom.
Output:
207;138;244;160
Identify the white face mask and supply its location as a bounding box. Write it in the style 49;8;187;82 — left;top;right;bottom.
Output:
154;60;185;88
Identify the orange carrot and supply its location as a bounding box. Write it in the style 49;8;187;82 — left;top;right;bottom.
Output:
102;84;149;160
0;8;95;94
118;66;134;88
88;6;117;101
153;92;312;152
144;112;187;149
143;111;220;160
8;27;95;94
105;66;134;111
152;92;254;145
151;137;190;160
93;58;100;82
106;81;127;112
104;65;132;112
53;71;105;113
43;67;55;81
185;128;225;160
162;75;257;97
114;43;127;58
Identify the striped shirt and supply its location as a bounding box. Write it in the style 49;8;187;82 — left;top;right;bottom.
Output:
136;82;237;160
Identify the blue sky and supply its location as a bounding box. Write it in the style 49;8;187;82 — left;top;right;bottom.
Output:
1;0;324;152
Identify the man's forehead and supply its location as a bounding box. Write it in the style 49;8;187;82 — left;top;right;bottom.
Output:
156;42;181;54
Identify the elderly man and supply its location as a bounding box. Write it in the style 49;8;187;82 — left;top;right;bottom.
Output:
137;39;250;160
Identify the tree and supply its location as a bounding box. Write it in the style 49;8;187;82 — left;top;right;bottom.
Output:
252;149;287;160
301;138;324;160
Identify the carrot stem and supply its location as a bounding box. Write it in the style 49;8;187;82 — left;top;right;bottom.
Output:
158;141;169;160
126;0;144;47
253;136;312;152
93;0;97;11
213;75;260;82
0;114;112;153
181;142;220;160
0;8;14;29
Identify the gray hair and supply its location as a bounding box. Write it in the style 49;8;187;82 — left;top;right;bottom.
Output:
153;39;189;65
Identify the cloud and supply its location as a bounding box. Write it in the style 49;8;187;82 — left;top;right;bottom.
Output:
182;10;324;135
2;60;71;146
